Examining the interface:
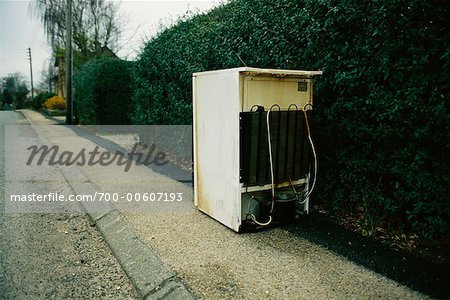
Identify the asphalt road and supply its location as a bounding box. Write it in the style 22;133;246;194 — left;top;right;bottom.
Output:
0;111;138;299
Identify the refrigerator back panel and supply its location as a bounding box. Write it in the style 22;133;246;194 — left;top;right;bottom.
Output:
240;110;311;186
243;77;312;111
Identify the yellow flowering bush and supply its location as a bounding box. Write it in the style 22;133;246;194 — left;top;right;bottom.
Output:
43;95;66;110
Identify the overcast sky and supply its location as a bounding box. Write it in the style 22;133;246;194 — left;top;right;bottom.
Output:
0;0;222;87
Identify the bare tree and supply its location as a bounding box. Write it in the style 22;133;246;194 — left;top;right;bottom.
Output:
31;0;122;60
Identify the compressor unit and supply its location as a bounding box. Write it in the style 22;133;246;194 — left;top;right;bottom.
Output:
193;67;322;232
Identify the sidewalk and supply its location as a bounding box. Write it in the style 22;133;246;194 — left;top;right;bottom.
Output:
18;109;426;299
18;110;194;299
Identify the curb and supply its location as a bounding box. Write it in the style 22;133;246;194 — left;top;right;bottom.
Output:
20;110;196;299
67;169;196;300
96;210;195;300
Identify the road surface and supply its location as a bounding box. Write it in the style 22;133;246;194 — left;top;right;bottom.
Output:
0;111;138;299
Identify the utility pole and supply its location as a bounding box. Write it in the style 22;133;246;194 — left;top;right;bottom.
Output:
65;0;73;125
27;47;34;101
48;60;53;93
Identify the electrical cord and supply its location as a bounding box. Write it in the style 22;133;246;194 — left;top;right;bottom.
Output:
302;103;317;199
288;177;308;205
267;106;275;214
247;187;274;226
248;104;280;227
248;103;317;225
267;104;280;215
250;214;273;226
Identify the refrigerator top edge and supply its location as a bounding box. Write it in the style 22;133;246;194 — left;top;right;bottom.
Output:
193;67;323;78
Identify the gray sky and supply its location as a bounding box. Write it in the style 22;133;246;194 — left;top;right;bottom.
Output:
0;0;222;88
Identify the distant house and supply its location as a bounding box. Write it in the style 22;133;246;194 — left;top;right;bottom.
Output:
53;50;66;99
27;89;48;100
52;46;118;99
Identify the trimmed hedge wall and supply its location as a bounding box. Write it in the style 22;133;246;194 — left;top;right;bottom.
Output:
33;92;55;109
74;58;133;124
133;0;449;239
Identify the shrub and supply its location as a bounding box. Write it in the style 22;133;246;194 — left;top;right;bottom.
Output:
43;95;65;110
74;58;134;125
133;0;449;239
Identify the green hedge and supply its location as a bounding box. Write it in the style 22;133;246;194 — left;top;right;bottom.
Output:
33;92;55;110
74;58;133;124
133;0;449;239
